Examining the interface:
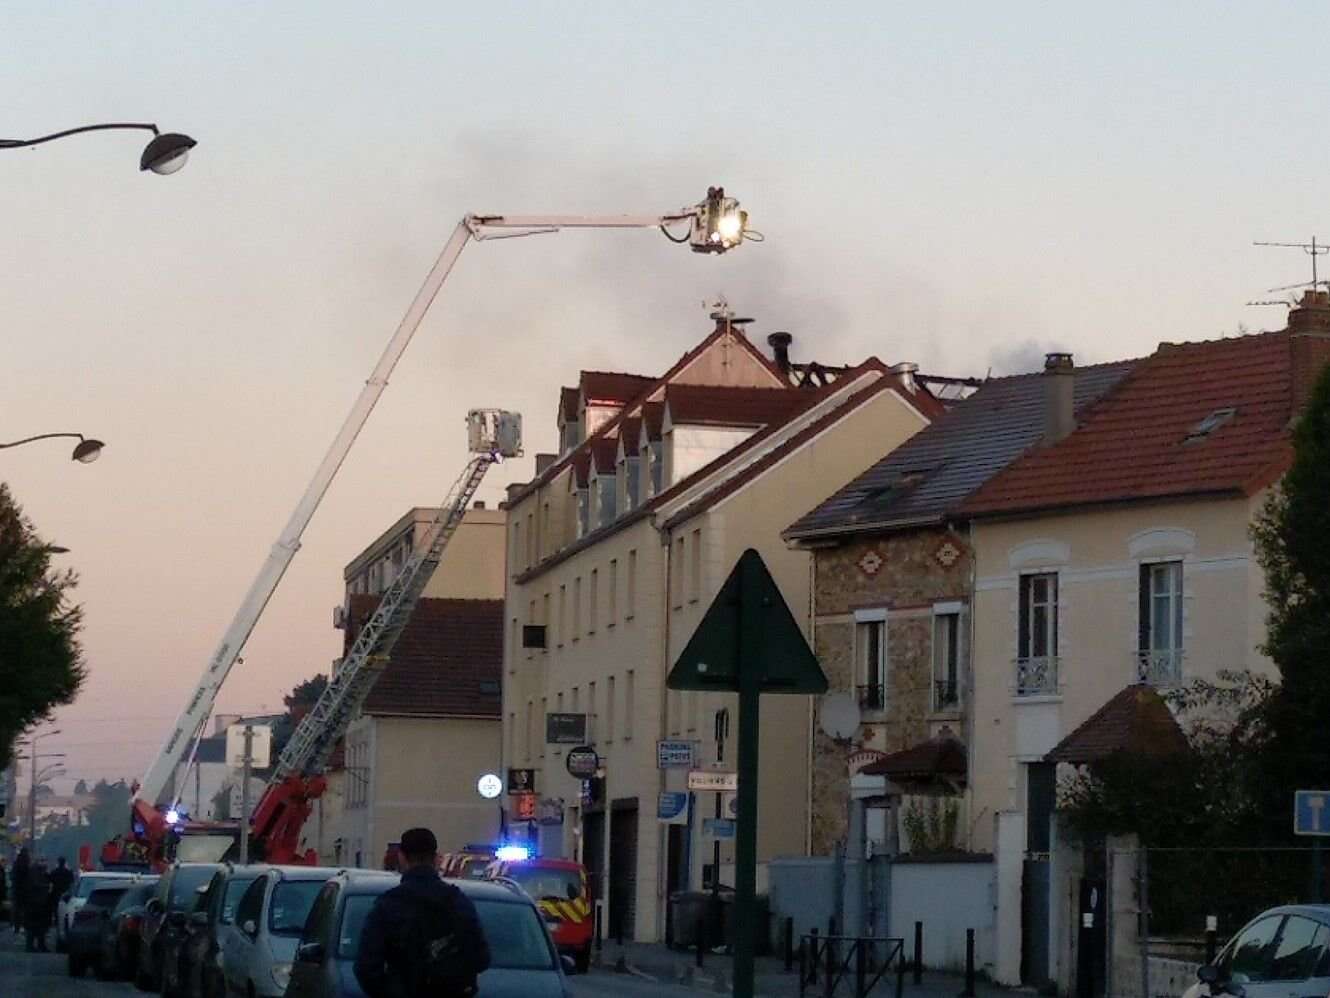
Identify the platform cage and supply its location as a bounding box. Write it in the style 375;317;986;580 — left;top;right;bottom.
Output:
467;409;523;458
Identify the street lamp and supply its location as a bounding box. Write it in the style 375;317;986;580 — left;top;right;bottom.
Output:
0;432;105;463
0;123;196;174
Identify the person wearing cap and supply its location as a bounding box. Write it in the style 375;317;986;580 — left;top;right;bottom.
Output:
354;826;490;997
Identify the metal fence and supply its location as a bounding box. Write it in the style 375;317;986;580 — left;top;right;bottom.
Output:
800;935;906;998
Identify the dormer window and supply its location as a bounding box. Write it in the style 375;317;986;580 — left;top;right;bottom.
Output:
597;475;617;527
561;418;582;454
652;440;666;494
622;455;641;511
576;488;590;538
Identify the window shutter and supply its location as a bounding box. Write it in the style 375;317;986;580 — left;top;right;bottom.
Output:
1138;564;1151;653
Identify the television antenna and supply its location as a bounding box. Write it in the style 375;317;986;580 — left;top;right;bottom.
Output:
1252;237;1330;306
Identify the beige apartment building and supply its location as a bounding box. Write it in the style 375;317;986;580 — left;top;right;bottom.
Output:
958;300;1330;990
501;315;940;942
327;505;506;868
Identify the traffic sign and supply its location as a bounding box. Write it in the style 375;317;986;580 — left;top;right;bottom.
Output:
703;818;736;839
688;769;738;792
657;740;696;769
1295;790;1330;835
658;792;689;824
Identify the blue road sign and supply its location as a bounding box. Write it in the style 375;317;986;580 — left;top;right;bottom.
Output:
703;818;736;839
657;740;696;769
658;792;689;823
1295;790;1330;836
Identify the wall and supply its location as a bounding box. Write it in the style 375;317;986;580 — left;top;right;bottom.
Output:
889;856;994;972
425;508;506;599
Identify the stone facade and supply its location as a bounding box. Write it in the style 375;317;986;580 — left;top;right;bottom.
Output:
809;527;972;855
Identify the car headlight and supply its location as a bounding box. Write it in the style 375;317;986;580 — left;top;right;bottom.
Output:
271;962;292;990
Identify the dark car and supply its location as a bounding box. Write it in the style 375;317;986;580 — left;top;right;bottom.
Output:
97;877;160;981
67;883;132;978
136;862;223;991
170;864;264;998
285;871;572;998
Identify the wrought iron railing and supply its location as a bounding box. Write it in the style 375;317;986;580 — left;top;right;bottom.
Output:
1014;656;1059;697
1136;648;1184;686
857;684;885;711
933;679;959;711
800;934;906;998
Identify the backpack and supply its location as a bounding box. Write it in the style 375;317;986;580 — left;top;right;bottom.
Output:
402;888;480;996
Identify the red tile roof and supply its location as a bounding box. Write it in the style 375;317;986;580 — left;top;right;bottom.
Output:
962;331;1296;517
580;370;654;405
347;596;503;719
1045;684;1188;764
861;733;967;782
663;384;807;427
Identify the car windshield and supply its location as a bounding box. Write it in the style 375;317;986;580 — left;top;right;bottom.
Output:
221;875;258;925
475;899;556;970
168;868;218;911
113;883;157;915
337;895;379;959
509;867;581;902
269;880;326;936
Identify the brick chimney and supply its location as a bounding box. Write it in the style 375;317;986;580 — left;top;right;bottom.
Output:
1043;352;1075;445
767;332;792;376
1289;289;1330;417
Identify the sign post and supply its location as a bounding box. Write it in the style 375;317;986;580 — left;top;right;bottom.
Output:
1294;789;1330;901
667;549;826;998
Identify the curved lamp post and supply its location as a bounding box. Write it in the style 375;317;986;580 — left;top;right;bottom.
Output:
0;432;105;463
0;123;196;174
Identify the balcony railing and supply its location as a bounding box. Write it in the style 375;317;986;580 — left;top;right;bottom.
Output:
1014;656;1059;697
1136;648;1184;686
933;678;960;712
857;683;885;711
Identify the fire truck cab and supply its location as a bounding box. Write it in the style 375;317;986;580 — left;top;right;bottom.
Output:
484;856;593;971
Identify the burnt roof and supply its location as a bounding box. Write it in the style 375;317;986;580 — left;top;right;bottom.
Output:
785;360;1136;540
579;370;654;405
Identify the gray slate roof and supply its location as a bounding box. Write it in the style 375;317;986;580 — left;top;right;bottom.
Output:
783;361;1137;540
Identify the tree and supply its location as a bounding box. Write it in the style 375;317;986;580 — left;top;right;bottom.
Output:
74;779;88;795
270;673;328;759
1251;359;1330;840
0;483;86;768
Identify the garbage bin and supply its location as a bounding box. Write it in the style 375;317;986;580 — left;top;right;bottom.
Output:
669;891;732;951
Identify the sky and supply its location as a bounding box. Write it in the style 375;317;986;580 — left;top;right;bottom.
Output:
3;1;1327;786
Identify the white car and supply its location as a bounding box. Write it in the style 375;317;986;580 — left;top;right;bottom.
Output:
56;871;135;951
221;866;340;997
1182;904;1330;998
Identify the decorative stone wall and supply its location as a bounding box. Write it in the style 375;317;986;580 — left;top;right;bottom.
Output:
809;527;972;856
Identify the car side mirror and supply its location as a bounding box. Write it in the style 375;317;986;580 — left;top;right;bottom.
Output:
561;954;577;975
296;942;324;963
242;919;257;937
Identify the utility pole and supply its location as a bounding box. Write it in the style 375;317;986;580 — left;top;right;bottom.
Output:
239;725;254;865
712;708;729;905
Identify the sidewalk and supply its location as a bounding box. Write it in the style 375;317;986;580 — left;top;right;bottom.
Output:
599;941;1012;998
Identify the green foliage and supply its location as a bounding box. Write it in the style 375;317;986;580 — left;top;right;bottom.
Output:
270;673;328;760
0;483;86;768
902;795;960;853
35;778;131;864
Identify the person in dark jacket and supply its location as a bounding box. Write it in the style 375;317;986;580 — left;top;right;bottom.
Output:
24;861;52;952
48;856;74;905
354;827;490;998
11;848;30;937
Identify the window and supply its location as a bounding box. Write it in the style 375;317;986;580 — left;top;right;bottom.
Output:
1269;916;1328;981
558;585;567;647
855;610;887;711
627;549;638;618
588;682;597;742
1220;915;1283;983
625;457;641;509
589;569;598;634
690;529;702;602
649;442;664;495
673;537;685;608
608;559;618;626
1026;762;1055;855
269;880;325;936
236;877;265;931
607;676;617;742
932;606;961;711
576;488;590;538
597;476;616;526
1138;561;1184;684
573;576;582;641
473;899;557;970
1017;573;1059;696
301;883;338;950
624;671;635;740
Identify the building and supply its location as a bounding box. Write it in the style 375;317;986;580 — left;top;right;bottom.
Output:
330;506;506;868
501;314;943;942
784;353;1136;864
957;295;1330;989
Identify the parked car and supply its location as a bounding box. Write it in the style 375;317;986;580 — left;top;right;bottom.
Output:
285;871;573;998
221;866;340;998
1183;904;1330;998
136;862;224;991
484;856;594;971
96;876;160;981
170;864;264;998
66;883;132;978
56;870;135;951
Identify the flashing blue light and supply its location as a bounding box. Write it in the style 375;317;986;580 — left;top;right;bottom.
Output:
165;808;181;826
495;845;530;862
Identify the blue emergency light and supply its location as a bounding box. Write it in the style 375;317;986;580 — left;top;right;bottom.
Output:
495;844;530;862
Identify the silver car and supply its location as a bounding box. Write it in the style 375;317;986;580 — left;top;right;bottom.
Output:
1183;904;1330;998
284;871;572;998
221;866;340;998
56;871;135;951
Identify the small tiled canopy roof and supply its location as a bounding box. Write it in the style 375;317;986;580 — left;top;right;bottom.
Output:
1045;684;1188;764
861;734;967;785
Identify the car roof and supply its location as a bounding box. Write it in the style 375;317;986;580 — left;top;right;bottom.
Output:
82;870;136;879
450;878;536;904
268;866;343;881
503;858;584;872
1261;904;1330;922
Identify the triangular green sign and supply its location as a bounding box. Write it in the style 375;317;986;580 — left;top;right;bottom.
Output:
667;548;827;695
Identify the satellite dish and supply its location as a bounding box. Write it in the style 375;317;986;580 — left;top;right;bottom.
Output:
819;692;861;742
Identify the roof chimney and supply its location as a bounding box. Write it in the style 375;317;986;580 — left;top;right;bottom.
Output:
890;361;919;394
1289;290;1330;418
472;500;486;510
767;332;793;376
534;453;557;475
1043;352;1075;445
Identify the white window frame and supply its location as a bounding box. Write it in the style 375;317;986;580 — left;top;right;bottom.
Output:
931;601;963;712
854;607;888;712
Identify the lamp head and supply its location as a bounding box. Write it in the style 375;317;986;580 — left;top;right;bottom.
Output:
71;438;104;463
689;187;748;254
140;132;196;175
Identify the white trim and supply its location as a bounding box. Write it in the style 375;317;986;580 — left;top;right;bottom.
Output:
1008;539;1071;569
1127;527;1196;559
932;600;964;616
854;607;888;623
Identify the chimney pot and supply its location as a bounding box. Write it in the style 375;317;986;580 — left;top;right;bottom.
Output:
768;331;793;375
1043;352;1075;445
472;500;486;510
890;361;919;393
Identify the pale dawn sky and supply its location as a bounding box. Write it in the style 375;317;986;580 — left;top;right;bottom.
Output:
3;1;1324;783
